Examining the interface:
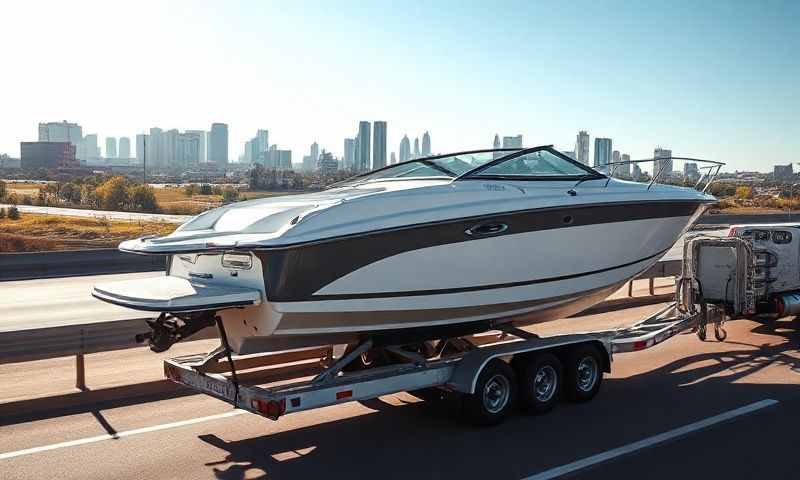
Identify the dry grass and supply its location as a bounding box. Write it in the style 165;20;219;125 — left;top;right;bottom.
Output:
0;213;176;252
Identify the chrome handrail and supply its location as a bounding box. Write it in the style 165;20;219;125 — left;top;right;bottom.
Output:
599;156;724;192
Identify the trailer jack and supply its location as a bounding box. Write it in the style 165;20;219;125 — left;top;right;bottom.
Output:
135;312;216;352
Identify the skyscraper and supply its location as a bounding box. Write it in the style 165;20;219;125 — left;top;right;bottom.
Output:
390;152;397;164
105;137;117;158
147;128;163;168
344;138;355;170
78;134;100;162
38;121;82;146
118;137;131;159
310;142;319;164
413;137;420;158
502;135;523;148
185;130;205;163
135;134;147;164
611;150;620;177
256;130;269;154
593;138;612;169
399;135;411;162
163;129;179;169
574;131;590;165
208;123;229;167
372;121;387;169
422;131;431;156
620;153;632;177
357;121;371;172
493;134;502;158
654;148;673;177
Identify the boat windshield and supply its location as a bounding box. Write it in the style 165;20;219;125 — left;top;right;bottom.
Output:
465;148;601;180
336;149;522;185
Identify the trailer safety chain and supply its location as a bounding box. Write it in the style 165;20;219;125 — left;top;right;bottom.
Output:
215;316;240;407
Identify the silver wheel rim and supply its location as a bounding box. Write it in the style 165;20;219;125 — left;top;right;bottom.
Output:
482;374;511;414
576;356;599;392
534;365;558;402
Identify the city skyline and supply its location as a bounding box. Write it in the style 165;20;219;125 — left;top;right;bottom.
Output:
1;1;798;172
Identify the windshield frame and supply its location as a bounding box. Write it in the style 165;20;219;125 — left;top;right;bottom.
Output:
456;145;605;182
326;148;525;188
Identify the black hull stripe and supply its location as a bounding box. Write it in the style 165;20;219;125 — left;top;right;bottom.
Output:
257;200;705;302
296;246;671;301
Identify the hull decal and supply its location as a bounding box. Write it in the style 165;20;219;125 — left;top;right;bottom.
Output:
256;201;703;302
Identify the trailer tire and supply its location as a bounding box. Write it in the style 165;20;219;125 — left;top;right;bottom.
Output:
462;359;517;426
514;353;562;414
563;344;603;403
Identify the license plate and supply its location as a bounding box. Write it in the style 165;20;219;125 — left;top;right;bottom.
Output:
179;370;237;402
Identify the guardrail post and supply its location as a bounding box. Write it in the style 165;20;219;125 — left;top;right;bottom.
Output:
76;328;86;390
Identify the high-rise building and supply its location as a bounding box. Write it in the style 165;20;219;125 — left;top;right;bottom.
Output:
135;134;147;164
774;164;794;181
163;129;179;169
310;141;319;164
265;148;292;170
317;150;338;174
399;135;411;162
493;134;502;158
208;123;229;167
38;121;82;147
390;152;397;165
147;128;163;168
619;153;632;177
561;150;576;160
344;138;356;170
502;135;523;148
611;150;620;177
180;131;205;167
78;134;100;162
372;121;387;169
185;130;205;163
413;137;420;158
256;130;269;154
422;131;431;156
632;163;643;181
684;162;700;179
105;137;117;158
574;131;590;165
21;142;77;170
118;137;131;159
593;138;612;169
654;147;673;177
357;121;371;172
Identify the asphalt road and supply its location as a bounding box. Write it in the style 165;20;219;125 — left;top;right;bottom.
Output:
0;272;161;332
0;311;797;480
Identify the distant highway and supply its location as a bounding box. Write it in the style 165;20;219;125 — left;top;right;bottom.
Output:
0;204;190;224
0;272;161;333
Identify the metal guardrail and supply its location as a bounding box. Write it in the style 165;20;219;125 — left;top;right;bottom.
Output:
0;258;684;391
0;249;166;281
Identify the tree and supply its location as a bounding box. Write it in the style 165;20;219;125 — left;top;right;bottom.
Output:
221;186;239;203
129;184;159;212
22;195;33;205
7;206;20;220
735;186;753;200
0;180;6;201
96;176;130;210
81;185;100;208
0;207;5;219
199;183;213;195
184;184;198;197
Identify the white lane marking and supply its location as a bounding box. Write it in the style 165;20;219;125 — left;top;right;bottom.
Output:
0;409;246;461
523;399;779;480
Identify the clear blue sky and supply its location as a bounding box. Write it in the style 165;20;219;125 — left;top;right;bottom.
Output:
2;0;797;171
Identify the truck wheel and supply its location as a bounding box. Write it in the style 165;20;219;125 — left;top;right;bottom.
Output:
514;353;562;414
563;344;603;403
462;359;517;426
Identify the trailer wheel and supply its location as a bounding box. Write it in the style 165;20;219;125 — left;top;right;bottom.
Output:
462;359;517;426
563;344;603;403
514;353;562;414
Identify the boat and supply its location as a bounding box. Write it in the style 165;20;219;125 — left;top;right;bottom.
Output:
92;146;718;354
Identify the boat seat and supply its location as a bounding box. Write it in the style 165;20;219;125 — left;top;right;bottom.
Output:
92;276;262;312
